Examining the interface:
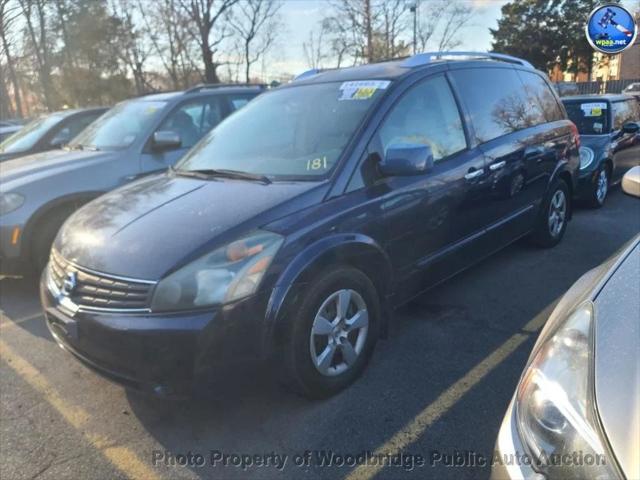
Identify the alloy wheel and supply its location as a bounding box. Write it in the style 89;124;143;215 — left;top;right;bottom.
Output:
596;169;608;204
310;289;369;377
548;190;567;238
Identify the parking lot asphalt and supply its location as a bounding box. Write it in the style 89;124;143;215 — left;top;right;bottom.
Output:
1;188;639;480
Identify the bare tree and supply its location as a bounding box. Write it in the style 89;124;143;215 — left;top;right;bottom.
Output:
416;0;473;52
138;0;200;89
228;0;281;82
0;0;23;116
18;0;54;110
109;0;153;94
180;0;239;83
302;26;326;69
379;0;411;59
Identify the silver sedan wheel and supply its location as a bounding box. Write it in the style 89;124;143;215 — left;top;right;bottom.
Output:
548;189;567;238
596;169;608;204
310;289;369;377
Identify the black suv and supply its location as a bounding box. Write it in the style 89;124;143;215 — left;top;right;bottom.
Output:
562;94;640;207
42;52;579;398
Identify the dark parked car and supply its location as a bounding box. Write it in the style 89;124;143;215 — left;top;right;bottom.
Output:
0;84;263;274
0;108;107;162
0;119;27;143
492;169;640;480
41;52;579;399
562;94;640;207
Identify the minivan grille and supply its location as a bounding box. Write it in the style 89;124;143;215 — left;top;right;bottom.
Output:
49;250;154;311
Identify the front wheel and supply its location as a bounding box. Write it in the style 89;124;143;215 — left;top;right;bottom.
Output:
530;180;570;248
280;266;381;398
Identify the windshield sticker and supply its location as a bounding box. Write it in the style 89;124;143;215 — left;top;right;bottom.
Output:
339;80;390;101
580;102;607;117
593;122;603;133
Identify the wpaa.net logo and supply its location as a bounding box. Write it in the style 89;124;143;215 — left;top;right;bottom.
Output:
586;3;638;54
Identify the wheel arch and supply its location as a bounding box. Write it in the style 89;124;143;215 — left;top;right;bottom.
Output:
548;162;574;220
22;191;103;262
263;233;394;357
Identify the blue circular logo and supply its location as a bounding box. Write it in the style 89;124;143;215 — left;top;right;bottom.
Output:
586;4;638;54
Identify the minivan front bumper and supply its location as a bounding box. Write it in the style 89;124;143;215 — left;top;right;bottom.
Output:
40;278;272;396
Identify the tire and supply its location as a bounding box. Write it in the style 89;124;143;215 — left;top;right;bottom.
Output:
280;265;381;399
31;208;75;273
586;164;609;209
530;179;570;248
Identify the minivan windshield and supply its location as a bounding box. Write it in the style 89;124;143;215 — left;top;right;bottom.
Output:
176;81;388;179
0;113;65;153
70;100;165;150
563;100;610;135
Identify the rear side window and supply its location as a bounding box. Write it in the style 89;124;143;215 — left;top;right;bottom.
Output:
516;71;564;124
378;75;467;162
613;100;639;130
451;68;537;144
563;101;610;134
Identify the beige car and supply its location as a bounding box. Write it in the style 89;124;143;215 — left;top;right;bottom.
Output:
492;166;640;480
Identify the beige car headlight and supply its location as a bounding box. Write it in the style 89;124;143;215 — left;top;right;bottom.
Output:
515;302;621;479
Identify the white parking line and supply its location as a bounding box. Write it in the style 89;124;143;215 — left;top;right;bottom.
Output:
0;339;161;480
346;332;529;480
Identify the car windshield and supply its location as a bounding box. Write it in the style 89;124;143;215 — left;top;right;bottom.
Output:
0;113;65;153
70;100;165;150
176;81;388;179
563;101;611;135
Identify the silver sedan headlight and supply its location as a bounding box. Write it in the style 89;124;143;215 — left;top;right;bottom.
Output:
150;231;283;312
0;192;25;216
579;147;594;170
515;302;620;479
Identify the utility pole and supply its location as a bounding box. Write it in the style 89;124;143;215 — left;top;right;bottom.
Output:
364;0;373;62
410;3;418;54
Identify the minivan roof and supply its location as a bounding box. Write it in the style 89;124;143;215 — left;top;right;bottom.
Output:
562;94;632;102
291;51;534;85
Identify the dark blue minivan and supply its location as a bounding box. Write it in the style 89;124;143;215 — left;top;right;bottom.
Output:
41;52;580;398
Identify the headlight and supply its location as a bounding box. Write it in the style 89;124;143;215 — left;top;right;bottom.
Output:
150;231;283;312
579;147;594;170
515;302;620;479
0;192;25;215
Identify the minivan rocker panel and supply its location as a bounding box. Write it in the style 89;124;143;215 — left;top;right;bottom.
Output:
56;173;328;279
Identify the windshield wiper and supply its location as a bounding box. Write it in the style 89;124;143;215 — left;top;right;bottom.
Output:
173;168;271;184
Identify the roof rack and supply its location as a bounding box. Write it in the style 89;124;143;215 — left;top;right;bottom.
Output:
184;83;267;94
293;68;336;82
401;51;533;69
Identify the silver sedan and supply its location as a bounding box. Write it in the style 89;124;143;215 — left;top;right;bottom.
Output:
492;166;640;480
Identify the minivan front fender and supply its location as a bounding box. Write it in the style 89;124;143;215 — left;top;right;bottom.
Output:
262;233;394;357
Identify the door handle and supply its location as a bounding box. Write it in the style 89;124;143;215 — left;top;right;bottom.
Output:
464;169;484;180
489;160;506;171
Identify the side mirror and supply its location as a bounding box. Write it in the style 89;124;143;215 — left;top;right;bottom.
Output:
622;166;640;198
622;122;640;134
152;131;182;151
380;144;434;177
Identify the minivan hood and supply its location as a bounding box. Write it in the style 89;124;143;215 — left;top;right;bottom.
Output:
56;173;326;279
0;149;117;190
